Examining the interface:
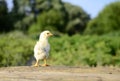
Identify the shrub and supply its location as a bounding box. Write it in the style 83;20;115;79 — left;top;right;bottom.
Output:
49;34;120;66
0;31;35;67
0;31;120;67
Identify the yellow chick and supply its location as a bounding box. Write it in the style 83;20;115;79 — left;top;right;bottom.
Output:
33;30;53;67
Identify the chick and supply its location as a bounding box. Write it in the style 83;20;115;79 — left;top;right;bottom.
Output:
33;30;53;67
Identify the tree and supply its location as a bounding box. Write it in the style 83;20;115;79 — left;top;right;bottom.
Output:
28;0;90;35
0;0;26;32
11;0;28;31
0;0;12;32
28;0;68;35
64;3;90;35
84;1;120;35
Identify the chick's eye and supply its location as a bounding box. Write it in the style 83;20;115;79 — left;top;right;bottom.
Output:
47;33;49;35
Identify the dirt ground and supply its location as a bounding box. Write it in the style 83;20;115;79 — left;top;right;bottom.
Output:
0;66;120;81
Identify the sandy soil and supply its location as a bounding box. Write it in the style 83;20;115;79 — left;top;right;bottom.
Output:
0;66;120;81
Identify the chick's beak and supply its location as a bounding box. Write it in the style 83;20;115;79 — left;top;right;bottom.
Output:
49;33;53;36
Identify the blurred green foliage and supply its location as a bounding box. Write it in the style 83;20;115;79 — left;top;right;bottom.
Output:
28;0;90;35
0;0;25;32
64;3;90;35
28;9;65;34
85;1;120;35
49;34;120;66
0;0;120;67
0;31;35;66
0;0;13;32
0;0;90;35
0;31;120;67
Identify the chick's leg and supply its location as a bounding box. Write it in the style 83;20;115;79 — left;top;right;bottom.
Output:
42;58;49;66
33;60;39;67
